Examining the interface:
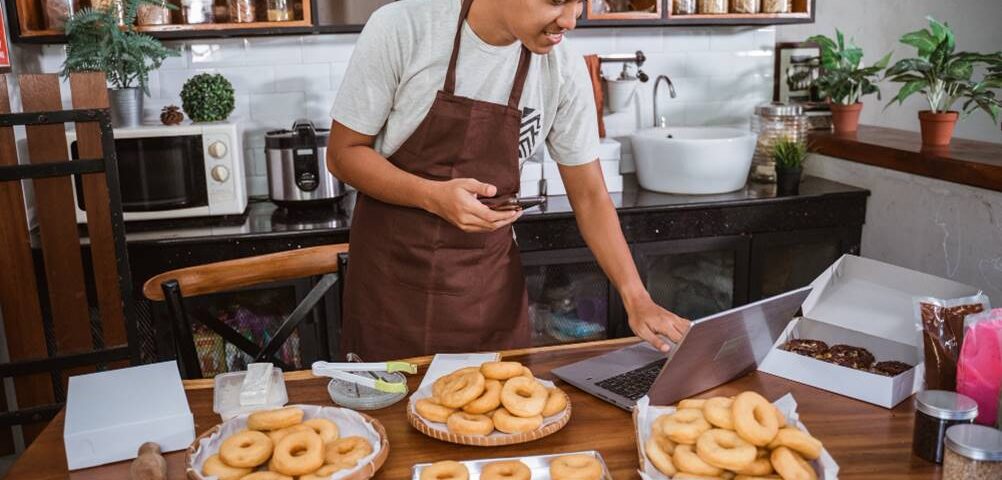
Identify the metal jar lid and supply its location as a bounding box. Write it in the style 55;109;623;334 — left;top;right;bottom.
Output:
945;424;1002;461
755;102;804;117
915;390;979;421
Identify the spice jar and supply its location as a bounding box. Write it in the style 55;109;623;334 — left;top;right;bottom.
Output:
228;0;255;22
943;424;1002;479
41;0;79;29
181;0;214;23
266;0;292;21
730;0;759;13
761;0;790;13
91;0;125;24
913;391;979;464
137;1;172;26
750;102;808;183
698;0;728;14
673;0;696;14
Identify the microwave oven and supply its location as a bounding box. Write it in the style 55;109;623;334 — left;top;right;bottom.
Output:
68;122;248;223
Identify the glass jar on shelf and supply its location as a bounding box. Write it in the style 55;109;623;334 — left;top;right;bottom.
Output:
266;0;293;21
762;0;790;13
730;0;760;13
673;0;696;14
228;0;256;22
137;0;172;26
91;0;125;25
42;0;79;30
750;102;808;183
181;0;215;24
698;0;728;14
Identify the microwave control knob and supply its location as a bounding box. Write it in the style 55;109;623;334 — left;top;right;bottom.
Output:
208;141;228;159
211;165;230;183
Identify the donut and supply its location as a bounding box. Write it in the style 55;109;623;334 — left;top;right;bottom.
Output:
678;398;708;410
549;454;603;480
824;344;875;370
247;407;304;431
703;397;735;430
732;392;780;446
420;460;470;480
481;460;531;480
696;429;757;471
302;418;339;444
218;430;272;468
492;407;542;434
481;361;524;380
463;379;502;414
433;367;480;399
542;387;569;417
733;449;774;476
661;409;712;445
240;473;292;480
734;476;781;480
871;360;912;377
770;446;817;480
446;412;494;436
271;430;324;476
438;371;487;409
520;366;534;378
300;464;348;480
767;427;822;460
673;474;726;480
781;339;830;358
672;444;724;477
773;405;787;428
324;436;373;467
267;424;313;445
416;398;457;423
500;377;548;417
201;454;251;480
645;434;677;475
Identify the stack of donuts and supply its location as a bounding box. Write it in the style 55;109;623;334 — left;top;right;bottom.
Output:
644;391;823;480
419;454;604;480
414;361;569;436
201;407;374;480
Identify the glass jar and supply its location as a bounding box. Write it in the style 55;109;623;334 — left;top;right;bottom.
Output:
731;0;759;13
42;0;79;29
750;102;808;183
943;424;1002;480
228;0;256;22
913;391;979;464
266;0;293;21
181;0;214;24
698;0;728;14
137;1;172;26
762;0;790;13
91;0;125;24
673;0;697;14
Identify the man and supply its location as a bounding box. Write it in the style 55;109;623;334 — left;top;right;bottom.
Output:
327;0;689;361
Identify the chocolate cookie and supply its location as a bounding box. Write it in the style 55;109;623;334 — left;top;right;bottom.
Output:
781;339;830;358
826;344;876;370
871;361;913;377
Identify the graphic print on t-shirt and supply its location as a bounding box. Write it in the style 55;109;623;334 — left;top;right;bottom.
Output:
519;107;542;160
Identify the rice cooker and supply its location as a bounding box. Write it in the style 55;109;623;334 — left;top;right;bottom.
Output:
265;119;345;206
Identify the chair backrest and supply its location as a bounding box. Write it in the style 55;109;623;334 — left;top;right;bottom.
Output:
0;73;136;444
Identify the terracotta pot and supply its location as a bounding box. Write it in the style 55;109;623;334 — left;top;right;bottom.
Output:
918;110;959;147
829;102;863;134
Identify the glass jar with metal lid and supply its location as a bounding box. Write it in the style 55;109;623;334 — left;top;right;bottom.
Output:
750;102;809;183
913;390;979;463
942;424;1002;479
674;0;697;14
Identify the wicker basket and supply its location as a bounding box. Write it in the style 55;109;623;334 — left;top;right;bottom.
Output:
406;397;571;447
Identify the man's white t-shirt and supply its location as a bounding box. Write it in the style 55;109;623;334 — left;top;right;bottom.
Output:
330;0;600;168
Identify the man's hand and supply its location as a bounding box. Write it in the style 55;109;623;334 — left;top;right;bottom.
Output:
424;178;523;233
626;295;690;352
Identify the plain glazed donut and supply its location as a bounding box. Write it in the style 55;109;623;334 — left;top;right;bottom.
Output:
673;444;725;477
420;460;470;480
302;418;339;444
672;474;726;479
703;397;735;430
300;463;348;480
240;473;292;480
247;407;305;431
767;427;822;460
481;361;524;380
732;392;780;447
201;454;251;480
324;436;374;467
463;379;502;414
549;454;603;480
500;377;547;417
678;398;708;410
733;449;774;476
645;435;677;475
773;405;787;428
438;371;487;409
542;387;569;417
492;407;542;434
271;430;324;476
433;367;480;399
696;429;757;471
219;430;272;468
446;412;494;436
520;366;534;378
770;446;817;480
734;476;781;480
267;424;312;445
416;398;457;423
481;460;531;480
661;409;712;445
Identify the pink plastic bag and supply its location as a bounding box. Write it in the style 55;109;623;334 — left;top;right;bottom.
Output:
957;308;1002;425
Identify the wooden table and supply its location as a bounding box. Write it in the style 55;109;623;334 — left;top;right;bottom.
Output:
4;338;941;479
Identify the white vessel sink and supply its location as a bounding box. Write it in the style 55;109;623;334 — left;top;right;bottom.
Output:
630;127;757;195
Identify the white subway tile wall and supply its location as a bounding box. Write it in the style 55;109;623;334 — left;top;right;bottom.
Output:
23;26;775;194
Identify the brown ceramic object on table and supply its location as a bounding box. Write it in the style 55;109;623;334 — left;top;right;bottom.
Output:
918;110;959;147
829;102;863;134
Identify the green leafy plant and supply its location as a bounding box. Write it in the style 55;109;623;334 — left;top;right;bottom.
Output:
180;73;236;122
772;137;809;170
60;0;178;95
807;30;892;105
885;17;1002;121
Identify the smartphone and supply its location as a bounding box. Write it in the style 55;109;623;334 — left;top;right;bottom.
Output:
480;195;545;211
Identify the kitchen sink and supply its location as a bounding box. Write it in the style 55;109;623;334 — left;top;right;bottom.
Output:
630;127;757;195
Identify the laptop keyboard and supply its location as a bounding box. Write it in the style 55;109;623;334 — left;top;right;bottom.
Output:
594;359;667;401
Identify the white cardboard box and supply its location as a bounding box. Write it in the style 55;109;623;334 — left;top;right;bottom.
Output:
758;255;983;408
64;361;195;470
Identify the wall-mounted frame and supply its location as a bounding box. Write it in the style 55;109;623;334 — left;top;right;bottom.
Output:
774;41;822;104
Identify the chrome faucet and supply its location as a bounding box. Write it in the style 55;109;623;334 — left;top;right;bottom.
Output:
653;74;677;128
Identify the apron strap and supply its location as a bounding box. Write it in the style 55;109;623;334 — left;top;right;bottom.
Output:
507;47;532;110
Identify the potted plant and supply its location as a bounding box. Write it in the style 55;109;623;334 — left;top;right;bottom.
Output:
772;136;808;196
180;73;236;123
60;0;178;127
807;30;891;134
885;17;1002;147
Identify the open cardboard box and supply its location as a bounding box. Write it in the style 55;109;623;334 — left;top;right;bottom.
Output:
758;254;983;408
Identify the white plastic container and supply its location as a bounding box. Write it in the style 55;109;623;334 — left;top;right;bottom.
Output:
213;367;288;420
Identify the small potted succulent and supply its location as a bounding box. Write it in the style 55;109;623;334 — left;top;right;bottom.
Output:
885;17;1002;147
180;73;236;122
772;136;809;196
807;29;891;134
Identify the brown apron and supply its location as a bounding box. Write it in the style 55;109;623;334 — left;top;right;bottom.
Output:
341;0;532;361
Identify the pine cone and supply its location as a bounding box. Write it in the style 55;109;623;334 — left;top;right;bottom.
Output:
160;105;184;126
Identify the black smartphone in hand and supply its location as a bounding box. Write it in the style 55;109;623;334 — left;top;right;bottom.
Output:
480;195;545;211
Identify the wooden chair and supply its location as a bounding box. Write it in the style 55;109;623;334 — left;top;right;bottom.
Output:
0;73;136;444
142;243;349;379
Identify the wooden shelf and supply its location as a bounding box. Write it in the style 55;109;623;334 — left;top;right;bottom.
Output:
580;0;814;27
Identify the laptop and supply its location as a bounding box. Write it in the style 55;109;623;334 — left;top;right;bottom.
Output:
552;286;812;410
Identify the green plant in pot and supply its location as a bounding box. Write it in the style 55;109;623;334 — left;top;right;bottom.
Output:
772;136;808;196
807;30;891;134
60;0;178;128
180;73;235;123
885;17;1002;147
